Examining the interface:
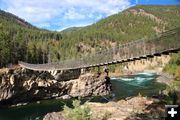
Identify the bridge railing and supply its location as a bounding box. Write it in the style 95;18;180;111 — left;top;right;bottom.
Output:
19;27;180;71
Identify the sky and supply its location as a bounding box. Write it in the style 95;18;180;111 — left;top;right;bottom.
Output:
0;0;179;31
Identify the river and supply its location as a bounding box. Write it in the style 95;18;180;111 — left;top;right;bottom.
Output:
0;72;166;120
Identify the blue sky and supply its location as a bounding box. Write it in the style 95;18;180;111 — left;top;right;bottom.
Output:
0;0;179;31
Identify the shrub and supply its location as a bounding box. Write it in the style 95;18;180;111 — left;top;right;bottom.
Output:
102;111;111;120
63;100;92;120
175;66;180;77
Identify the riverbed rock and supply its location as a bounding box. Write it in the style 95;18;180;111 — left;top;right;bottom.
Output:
0;67;111;105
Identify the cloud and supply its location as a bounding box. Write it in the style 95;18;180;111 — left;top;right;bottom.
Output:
64;8;85;20
1;0;132;30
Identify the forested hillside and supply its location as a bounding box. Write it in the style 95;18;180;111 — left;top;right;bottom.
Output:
0;10;62;67
0;5;180;71
59;5;180;59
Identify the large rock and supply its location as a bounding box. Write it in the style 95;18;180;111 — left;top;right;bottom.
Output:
0;67;111;105
44;112;65;120
43;96;157;120
54;69;81;81
69;74;111;97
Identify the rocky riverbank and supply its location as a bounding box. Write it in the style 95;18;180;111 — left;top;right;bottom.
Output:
43;96;165;120
0;67;111;106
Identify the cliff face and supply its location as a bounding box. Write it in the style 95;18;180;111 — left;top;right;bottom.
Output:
0;68;111;105
125;55;171;72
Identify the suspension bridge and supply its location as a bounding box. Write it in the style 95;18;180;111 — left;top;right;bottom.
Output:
19;28;180;71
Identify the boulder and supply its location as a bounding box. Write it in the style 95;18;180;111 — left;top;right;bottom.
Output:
44;112;65;120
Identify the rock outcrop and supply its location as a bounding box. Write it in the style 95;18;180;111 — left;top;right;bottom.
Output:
43;96;163;120
44;112;65;120
0;67;111;105
125;55;171;72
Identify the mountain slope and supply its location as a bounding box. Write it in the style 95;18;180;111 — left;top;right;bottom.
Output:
59;5;180;59
0;10;35;28
61;27;82;33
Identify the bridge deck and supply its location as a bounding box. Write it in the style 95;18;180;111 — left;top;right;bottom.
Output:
19;28;180;71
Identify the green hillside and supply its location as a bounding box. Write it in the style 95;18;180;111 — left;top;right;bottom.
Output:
0;10;62;67
59;5;180;59
0;5;180;70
